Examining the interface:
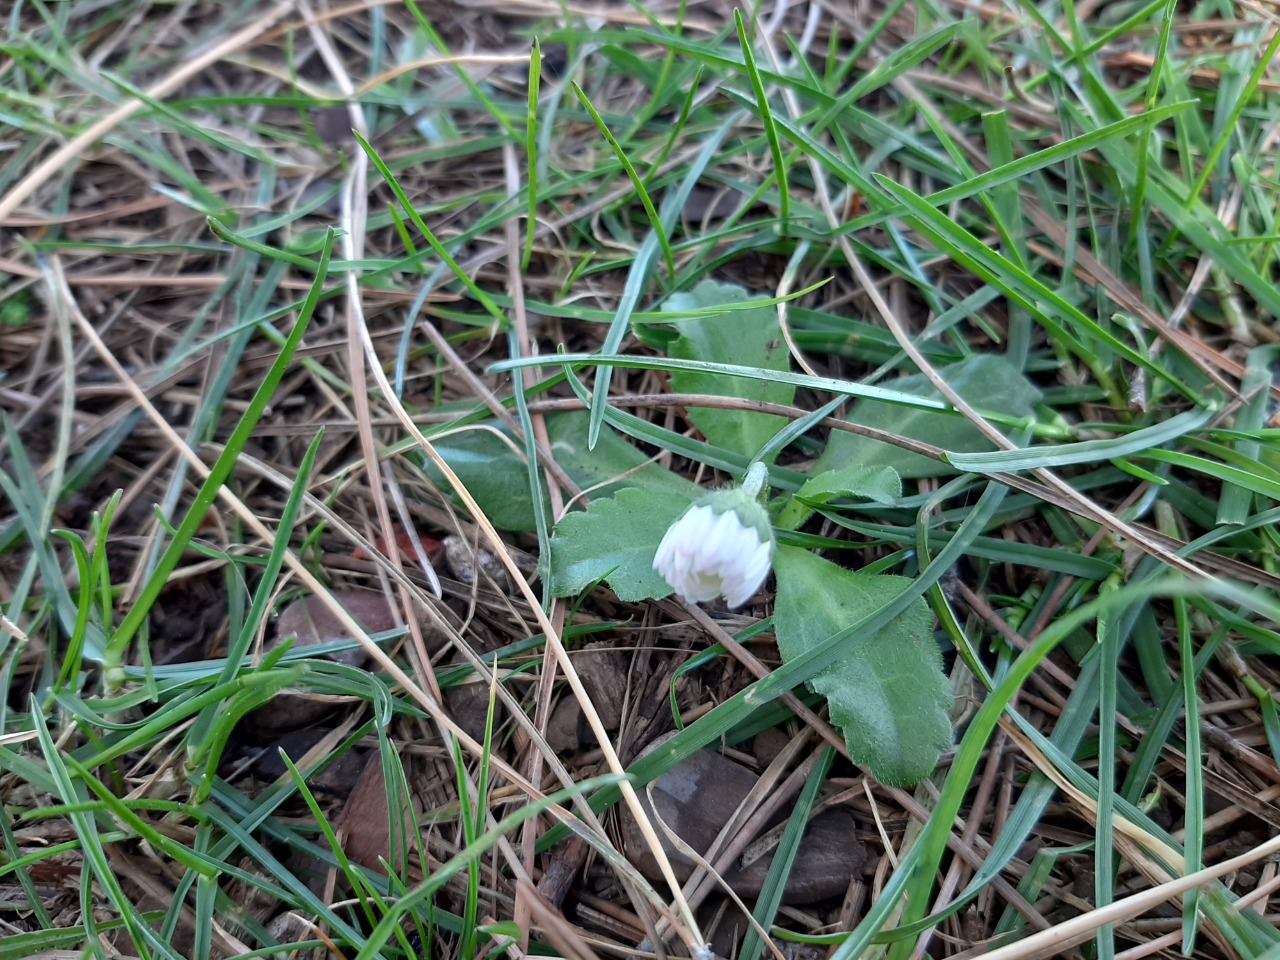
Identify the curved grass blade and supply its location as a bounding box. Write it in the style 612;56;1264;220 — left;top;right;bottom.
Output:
1145;448;1280;501
500;351;1071;435
946;407;1214;472
845;21;967;105
184;428;325;797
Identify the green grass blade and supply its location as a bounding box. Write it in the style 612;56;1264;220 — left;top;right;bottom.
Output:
570;81;675;279
947;407;1215;472
1177;597;1203;951
1216;350;1275;526
522;38;542;271
1185;27;1280;207
734;10;790;227
874;175;1201;401
29;702;171;960
184;428;325;793
1094;578;1121;960
584;121;732;447
740;747;835;960
355;131;508;327
104;228;336;680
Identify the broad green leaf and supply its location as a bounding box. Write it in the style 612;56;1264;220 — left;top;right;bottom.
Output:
814;355;1040;479
773;547;952;786
778;463;902;531
420;411;694;532
665;279;795;461
417;427;536;532
549;411;696;500
796;464;901;506
549;487;692;601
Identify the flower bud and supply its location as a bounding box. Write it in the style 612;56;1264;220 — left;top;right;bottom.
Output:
653;464;775;608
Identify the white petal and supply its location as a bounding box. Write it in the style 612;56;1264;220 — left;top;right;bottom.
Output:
723;541;771;608
683;569;725;603
700;508;736;561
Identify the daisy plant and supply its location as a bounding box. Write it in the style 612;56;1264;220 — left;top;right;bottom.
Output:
475;280;1046;785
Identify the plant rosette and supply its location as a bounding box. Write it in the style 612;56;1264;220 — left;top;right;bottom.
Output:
546;444;951;785
534;280;999;785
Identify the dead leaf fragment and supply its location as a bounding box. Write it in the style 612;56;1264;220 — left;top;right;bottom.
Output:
339;753;419;874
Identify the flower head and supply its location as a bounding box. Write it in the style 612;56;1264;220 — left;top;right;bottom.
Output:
653;463;775;608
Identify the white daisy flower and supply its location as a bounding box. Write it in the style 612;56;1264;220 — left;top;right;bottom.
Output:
653;462;775;609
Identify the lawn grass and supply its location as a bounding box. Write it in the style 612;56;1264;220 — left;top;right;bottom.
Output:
2;1;1280;959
